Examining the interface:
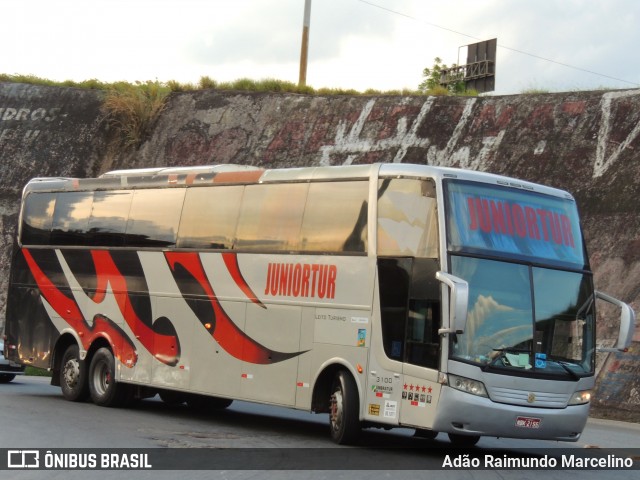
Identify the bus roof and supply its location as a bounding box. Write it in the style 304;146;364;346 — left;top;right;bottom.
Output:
22;163;574;201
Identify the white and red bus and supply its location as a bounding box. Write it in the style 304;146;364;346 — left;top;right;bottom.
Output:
4;163;635;445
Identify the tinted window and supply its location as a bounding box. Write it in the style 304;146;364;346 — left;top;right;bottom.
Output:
449;255;595;377
125;189;185;247
50;192;93;246
21;192;56;245
533;268;595;372
378;258;411;361
378;178;438;257
445;180;586;268
235;183;308;251
177;186;243;249
88;191;133;246
300;181;368;253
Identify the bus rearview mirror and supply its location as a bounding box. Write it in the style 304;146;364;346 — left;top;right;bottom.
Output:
436;271;469;335
595;291;636;352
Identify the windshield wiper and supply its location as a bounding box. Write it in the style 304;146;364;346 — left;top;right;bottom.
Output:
546;357;582;380
482;348;584;379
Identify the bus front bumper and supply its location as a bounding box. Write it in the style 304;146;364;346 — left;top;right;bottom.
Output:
431;386;589;442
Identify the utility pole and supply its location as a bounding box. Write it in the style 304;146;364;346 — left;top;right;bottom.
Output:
298;0;312;87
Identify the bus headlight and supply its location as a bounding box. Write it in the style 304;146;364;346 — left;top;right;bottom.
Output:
568;390;591;405
447;373;488;398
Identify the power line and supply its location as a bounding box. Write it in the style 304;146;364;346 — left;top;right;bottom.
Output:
357;0;640;87
358;0;481;42
495;44;639;87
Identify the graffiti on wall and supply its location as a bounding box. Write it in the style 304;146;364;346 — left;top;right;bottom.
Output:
595;89;640;178
309;92;640;179
0;106;62;144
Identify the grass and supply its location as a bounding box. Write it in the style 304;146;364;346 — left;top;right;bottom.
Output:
520;88;552;95
0;73;476;97
0;74;108;89
101;80;170;147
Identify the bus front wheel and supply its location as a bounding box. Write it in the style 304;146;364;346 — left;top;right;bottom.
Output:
329;370;360;445
448;433;480;447
88;347;126;407
60;344;89;401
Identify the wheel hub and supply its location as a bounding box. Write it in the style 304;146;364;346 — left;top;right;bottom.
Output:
63;359;80;387
330;391;344;431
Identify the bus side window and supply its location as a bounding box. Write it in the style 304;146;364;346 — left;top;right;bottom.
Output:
406;300;440;369
125;189;185;247
235;183;308;251
299;181;368;254
50;192;93;246
88;191;133;247
177;186;243;250
378;258;412;361
377;178;438;258
378;257;441;368
406;258;442;369
21;192;56;245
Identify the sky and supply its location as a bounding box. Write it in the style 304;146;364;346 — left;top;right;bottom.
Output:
4;0;640;95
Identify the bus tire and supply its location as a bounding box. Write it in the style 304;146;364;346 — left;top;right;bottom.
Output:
0;374;16;383
329;370;361;445
448;433;480;447
88;347;126;407
414;428;438;440
60;344;89;401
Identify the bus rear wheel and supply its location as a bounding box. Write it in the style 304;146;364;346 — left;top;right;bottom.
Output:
329;370;360;445
60;344;89;401
88;347;127;407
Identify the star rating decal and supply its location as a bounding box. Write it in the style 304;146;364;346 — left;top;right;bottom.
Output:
403;383;433;394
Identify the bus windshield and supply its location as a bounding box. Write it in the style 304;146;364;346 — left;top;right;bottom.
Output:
445;180;587;269
449;256;595;377
444;180;595;377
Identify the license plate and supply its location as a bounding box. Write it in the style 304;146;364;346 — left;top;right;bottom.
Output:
515;416;541;429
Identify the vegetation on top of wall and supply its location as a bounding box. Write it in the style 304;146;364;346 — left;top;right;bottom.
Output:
0;74;171;148
520;88;552;95
101;81;170;148
418;58;479;97
0;74;110;90
0;73;476;97
0;73;478;148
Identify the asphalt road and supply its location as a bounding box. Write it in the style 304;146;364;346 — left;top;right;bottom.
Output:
1;376;638;480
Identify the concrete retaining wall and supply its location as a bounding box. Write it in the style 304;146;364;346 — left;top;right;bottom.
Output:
1;82;639;418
